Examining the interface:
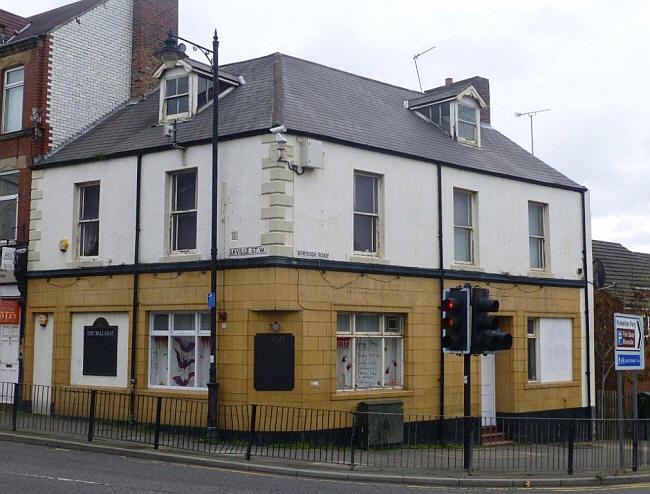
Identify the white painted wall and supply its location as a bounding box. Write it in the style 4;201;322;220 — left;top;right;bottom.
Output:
34;156;136;270
33;133;586;283
293;139;439;267
70;312;129;388
441;167;584;279
49;0;133;147
138;136;265;263
33;136;265;270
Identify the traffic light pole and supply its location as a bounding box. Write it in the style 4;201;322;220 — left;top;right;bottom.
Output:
463;353;472;471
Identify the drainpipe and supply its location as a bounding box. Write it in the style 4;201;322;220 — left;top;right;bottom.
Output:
581;191;592;419
14;244;28;398
437;164;445;425
129;154;142;424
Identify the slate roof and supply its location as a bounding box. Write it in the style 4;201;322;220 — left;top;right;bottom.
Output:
2;0;102;46
592;240;650;307
35;52;583;190
0;9;27;39
408;78;477;107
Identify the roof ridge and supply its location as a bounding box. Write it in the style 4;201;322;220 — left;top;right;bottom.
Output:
27;0;103;22
220;52;277;70
266;52;423;96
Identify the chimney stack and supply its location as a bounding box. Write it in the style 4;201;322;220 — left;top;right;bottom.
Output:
130;0;179;99
445;77;453;86
467;76;490;124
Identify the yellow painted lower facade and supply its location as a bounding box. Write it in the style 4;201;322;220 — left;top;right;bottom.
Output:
23;267;585;417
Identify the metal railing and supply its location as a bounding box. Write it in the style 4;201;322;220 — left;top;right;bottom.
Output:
1;382;649;474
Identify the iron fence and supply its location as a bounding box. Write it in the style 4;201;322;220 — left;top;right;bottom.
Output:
1;381;649;474
596;389;634;419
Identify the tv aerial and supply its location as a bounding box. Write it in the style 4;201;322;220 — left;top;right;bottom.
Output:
413;44;436;93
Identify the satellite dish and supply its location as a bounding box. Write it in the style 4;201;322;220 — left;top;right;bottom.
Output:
593;258;606;289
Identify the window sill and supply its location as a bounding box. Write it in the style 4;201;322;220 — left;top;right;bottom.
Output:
457;138;479;148
527;270;554;278
148;385;208;393
331;389;413;401
159;252;201;263
450;263;483;272
0;128;33;141
67;259;104;268
524;380;579;390
350;254;389;265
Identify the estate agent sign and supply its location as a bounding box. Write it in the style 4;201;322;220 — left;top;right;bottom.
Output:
614;313;645;371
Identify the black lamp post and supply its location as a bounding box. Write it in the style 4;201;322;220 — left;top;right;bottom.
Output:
160;30;219;434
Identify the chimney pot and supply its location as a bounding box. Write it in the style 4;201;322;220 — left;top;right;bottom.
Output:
445;77;453;86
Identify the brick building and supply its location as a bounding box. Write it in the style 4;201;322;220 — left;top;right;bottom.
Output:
592;240;650;392
0;0;177;400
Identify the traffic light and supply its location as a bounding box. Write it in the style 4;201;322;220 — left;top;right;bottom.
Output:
471;287;512;354
441;287;470;354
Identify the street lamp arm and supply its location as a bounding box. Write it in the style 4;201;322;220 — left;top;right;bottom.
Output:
165;31;215;64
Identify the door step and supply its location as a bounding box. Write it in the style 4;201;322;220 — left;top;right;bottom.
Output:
480;426;513;446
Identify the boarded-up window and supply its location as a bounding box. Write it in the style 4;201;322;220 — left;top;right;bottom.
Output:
83;318;118;376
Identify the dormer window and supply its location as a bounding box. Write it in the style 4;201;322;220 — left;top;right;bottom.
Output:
164;75;189;117
155;60;240;124
407;81;485;148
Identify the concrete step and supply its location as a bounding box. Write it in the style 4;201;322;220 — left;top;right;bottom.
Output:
481;439;514;447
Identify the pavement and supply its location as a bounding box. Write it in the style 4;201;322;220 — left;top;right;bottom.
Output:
1;430;650;489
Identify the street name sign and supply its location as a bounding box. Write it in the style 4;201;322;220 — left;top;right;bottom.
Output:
614;313;645;371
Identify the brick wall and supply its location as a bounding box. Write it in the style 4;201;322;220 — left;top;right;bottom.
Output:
0;38;51;243
48;0;134;147
48;0;177;147
468;76;490;124
131;0;178;99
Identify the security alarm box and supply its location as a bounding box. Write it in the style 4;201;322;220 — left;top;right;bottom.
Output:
301;138;324;168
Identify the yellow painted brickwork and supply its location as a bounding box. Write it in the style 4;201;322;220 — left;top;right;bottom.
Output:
24;269;584;417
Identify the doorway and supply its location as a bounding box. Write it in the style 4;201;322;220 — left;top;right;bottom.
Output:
0;323;20;403
481;353;496;426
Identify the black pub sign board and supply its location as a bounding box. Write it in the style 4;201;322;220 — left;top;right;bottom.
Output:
254;333;294;391
83;317;118;376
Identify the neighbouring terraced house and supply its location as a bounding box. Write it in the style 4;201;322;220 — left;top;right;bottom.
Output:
22;48;595;423
0;0;177;401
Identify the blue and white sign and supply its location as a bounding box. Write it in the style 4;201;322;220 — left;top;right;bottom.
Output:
207;292;216;308
614;313;645;371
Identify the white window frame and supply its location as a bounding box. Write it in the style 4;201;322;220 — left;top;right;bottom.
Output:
0;171;18;241
453;188;475;264
163;75;190;120
336;312;404;391
456;102;479;146
169;169;197;253
77;182;100;258
527;318;539;382
528;201;547;270
353;172;381;255
2;66;24;134
148;311;211;390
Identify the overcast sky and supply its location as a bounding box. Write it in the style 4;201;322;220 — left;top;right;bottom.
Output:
6;0;650;252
